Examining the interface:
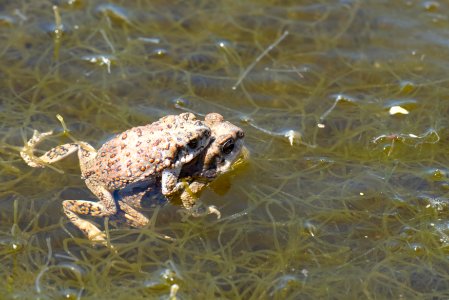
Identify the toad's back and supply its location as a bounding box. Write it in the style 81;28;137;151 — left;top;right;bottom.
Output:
83;114;211;190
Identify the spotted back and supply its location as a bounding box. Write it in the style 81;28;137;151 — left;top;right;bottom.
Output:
85;113;212;190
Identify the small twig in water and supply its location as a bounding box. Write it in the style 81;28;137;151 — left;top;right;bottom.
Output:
56;114;79;144
243;117;316;148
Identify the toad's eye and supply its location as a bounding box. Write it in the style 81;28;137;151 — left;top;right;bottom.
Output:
222;139;235;155
188;138;199;149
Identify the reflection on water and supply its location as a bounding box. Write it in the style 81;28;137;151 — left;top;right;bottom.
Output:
2;0;449;298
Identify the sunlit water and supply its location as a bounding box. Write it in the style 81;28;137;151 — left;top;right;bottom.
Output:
2;0;449;299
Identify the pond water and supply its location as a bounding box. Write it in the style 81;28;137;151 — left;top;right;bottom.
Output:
2;0;449;299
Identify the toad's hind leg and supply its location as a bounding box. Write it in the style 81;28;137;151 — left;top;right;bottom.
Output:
63;200;107;242
20;130;78;167
117;201;150;228
20;129;96;168
63;181;118;242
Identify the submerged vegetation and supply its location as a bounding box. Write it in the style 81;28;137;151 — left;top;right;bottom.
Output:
2;0;449;298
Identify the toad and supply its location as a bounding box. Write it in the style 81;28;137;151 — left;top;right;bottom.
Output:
114;113;246;224
20;113;211;242
177;113;246;216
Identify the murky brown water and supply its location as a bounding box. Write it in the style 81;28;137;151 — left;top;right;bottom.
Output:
2;0;449;299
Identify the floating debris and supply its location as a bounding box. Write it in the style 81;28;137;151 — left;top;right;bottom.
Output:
96;3;131;26
284;129;302;146
372;129;440;146
389;106;409;115
81;54;116;73
320;94;359;121
385;99;417;115
372;130;440;156
137;37;160;44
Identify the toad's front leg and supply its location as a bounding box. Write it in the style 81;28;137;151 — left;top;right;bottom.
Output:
178;181;221;219
113;187;151;228
161;167;189;196
63;180;118;243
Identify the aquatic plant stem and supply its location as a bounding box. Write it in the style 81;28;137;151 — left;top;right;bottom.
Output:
232;31;289;90
52;6;63;62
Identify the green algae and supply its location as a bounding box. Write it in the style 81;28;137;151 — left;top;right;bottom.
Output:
2;0;449;299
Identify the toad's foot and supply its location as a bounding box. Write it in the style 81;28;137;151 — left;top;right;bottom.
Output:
20;130;54;167
63;197;117;245
179;180;208;209
176;181;221;218
20;129;84;168
63;207;107;243
194;205;221;219
180;204;221;219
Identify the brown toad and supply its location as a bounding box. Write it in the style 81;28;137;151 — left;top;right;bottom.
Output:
20;113;211;242
116;113;246;222
177;113;246;215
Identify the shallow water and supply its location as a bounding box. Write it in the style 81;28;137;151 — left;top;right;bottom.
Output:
2;0;449;299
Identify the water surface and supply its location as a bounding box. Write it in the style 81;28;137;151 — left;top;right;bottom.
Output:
2;0;449;299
